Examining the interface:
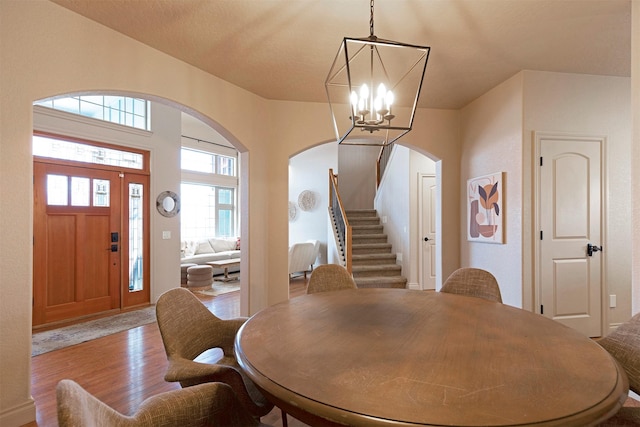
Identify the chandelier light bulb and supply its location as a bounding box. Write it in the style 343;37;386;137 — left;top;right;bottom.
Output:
359;84;369;101
374;96;383;114
385;90;394;109
350;91;358;108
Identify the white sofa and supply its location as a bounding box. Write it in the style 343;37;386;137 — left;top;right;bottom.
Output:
181;237;241;276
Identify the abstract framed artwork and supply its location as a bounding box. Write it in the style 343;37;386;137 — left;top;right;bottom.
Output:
467;172;504;243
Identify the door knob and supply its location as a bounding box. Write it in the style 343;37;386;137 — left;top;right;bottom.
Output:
424;237;430;242
587;243;602;257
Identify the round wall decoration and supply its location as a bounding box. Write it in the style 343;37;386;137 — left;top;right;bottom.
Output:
156;191;180;217
298;190;316;211
288;201;298;222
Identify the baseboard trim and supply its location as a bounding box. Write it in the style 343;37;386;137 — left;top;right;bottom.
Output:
0;398;36;427
407;282;420;290
607;322;623;332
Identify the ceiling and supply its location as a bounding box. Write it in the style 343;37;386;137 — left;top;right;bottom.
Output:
50;0;631;110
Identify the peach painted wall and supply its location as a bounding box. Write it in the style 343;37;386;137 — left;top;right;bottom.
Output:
632;0;640;316
522;71;631;328
459;73;524;307
0;2;462;425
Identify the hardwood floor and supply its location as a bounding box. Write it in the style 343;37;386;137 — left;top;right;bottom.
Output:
20;276;640;426
24;276;309;427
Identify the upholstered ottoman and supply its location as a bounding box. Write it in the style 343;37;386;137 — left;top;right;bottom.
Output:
186;265;214;289
180;263;197;286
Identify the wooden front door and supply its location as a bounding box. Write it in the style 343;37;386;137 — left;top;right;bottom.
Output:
33;162;121;326
33;160;150;326
538;134;604;337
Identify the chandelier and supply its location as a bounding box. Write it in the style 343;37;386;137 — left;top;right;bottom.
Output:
325;0;430;146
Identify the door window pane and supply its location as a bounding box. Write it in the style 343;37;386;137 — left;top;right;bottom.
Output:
70;177;90;206
47;174;68;206
33;135;144;169
129;183;144;292
93;179;110;207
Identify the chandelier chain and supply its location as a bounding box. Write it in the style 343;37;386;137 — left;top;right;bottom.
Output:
369;0;375;37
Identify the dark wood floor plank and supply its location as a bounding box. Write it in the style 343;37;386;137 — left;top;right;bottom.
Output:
25;277;308;427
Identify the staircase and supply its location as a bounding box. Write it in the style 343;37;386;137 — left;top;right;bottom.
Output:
344;209;407;289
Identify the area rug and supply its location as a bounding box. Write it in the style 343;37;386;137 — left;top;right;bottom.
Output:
32;306;156;357
193;281;240;297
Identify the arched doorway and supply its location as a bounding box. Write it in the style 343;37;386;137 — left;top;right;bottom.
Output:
32;95;243;326
288;140;442;290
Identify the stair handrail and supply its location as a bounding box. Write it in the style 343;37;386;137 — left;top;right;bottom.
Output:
328;169;353;273
376;143;394;188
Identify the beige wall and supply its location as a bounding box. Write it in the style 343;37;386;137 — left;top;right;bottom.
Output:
522;71;632;327
459;69;633;322
633;0;640;315
2;1;636;424
459;73;524;307
0;2;463;425
406;108;462;282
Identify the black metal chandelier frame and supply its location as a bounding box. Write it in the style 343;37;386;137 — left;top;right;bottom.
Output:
325;0;430;147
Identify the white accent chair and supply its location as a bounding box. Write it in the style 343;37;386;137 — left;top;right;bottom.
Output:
288;242;317;280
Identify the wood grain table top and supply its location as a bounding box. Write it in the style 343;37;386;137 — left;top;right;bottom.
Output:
206;258;240;268
235;289;628;426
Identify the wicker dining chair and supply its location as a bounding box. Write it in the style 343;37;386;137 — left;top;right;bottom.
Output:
155;288;274;420
306;264;357;295
440;267;503;303
597;312;640;426
57;379;268;426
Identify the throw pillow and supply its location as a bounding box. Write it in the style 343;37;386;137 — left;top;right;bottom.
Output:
209;238;237;252
194;240;214;254
182;241;197;257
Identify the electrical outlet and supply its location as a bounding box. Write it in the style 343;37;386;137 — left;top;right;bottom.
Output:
609;295;616;308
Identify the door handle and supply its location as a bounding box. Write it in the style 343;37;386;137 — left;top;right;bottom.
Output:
587;243;602;257
424;237;430;242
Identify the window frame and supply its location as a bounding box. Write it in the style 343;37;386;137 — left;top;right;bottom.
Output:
35;96;151;131
33;131;150;175
180;144;239;240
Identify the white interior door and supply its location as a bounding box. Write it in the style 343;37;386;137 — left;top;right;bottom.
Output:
538;135;603;337
420;175;436;290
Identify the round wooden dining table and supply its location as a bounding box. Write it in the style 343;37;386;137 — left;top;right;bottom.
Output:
235;288;628;426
